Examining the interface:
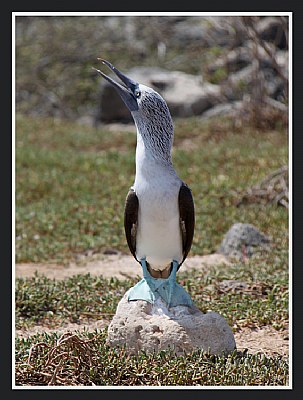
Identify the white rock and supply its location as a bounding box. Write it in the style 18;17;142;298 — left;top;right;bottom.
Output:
96;67;223;123
107;293;236;356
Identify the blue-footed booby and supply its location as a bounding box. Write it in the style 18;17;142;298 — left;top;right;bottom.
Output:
94;60;195;308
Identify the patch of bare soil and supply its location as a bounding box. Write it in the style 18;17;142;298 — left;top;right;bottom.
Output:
15;253;230;280
15;254;289;358
234;326;289;358
15;320;108;340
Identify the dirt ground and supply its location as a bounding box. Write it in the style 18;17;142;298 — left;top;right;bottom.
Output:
15;254;289;359
15;253;230;280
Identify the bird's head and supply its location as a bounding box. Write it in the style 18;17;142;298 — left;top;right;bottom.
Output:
94;60;174;160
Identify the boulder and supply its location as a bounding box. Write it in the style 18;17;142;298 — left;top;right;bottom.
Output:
95;67;223;123
107;293;236;356
218;223;271;258
207;47;252;75
200;101;243;120
171;17;212;46
256;16;287;50
207;40;288;104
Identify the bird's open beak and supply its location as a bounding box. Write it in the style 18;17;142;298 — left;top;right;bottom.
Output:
93;59;139;112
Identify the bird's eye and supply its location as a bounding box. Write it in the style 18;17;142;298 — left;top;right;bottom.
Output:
135;90;141;98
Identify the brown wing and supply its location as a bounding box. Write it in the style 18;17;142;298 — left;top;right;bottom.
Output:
178;183;195;267
124;188;139;262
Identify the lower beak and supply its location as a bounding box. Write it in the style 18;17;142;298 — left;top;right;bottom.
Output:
93;59;139;112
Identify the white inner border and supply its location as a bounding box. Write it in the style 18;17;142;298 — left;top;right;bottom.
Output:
12;11;292;390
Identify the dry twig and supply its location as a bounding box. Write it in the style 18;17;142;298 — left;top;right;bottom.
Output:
236;166;288;208
18;332;98;386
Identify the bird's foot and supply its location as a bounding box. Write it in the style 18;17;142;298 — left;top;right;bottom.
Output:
127;258;193;309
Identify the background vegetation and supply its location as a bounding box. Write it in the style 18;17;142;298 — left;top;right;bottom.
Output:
16;16;288;127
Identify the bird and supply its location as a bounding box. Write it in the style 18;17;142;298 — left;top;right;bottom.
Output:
94;60;195;308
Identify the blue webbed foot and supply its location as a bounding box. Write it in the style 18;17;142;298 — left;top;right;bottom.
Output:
127;258;193;308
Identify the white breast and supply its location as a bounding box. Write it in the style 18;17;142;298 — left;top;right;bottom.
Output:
134;162;183;271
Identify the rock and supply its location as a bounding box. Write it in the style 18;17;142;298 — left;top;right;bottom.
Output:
218;223;271;258
93;16;288;124
197;16;247;48
95;67;223;123
172;17;211;46
200;101;243;120
207;47;252;75
256;16;287;50
210;41;287;76
201;96;287;122
223;62;259;101
217;280;248;292
264;96;288;112
171;16;243;48
208;39;288;104
107;293;236;356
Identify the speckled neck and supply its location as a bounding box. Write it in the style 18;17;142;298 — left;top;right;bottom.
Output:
131;88;174;166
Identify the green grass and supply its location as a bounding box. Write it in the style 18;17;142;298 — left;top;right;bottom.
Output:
15;330;288;386
15;248;288;332
15;227;288;388
15;114;288;263
15;114;289;386
15;274;130;329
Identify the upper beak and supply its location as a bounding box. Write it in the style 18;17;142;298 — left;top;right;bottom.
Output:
93;59;139;112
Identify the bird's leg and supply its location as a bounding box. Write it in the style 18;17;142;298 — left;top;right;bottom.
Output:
140;257;149;280
167;260;178;308
127;257;156;303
